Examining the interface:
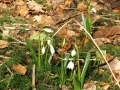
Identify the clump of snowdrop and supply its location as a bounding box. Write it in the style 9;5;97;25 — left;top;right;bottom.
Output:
67;49;76;70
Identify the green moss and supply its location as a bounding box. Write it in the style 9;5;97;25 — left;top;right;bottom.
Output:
101;44;120;58
108;85;120;90
9;74;31;90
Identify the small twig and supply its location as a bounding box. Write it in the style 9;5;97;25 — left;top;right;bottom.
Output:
73;18;120;88
32;64;36;90
4;64;13;88
0;55;10;59
2;34;26;45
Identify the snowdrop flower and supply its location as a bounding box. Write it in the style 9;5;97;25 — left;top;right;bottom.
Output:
50;45;55;55
91;8;96;13
67;61;74;70
41;46;45;54
47;39;51;45
44;28;53;33
71;50;76;57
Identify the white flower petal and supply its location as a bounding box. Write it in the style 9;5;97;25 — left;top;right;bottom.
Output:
47;40;51;45
50;45;55;55
71;50;76;57
44;28;53;33
41;46;45;54
91;8;96;13
67;61;74;70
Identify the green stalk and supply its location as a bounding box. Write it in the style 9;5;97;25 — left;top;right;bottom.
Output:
38;31;41;67
45;46;49;66
61;54;65;84
74;44;80;81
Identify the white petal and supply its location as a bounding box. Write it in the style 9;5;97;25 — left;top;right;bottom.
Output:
91;8;96;13
67;61;74;70
44;28;53;33
41;46;45;54
50;45;55;55
71;50;76;57
47;40;51;45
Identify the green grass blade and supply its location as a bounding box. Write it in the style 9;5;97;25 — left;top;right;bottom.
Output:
73;70;81;90
26;39;38;65
81;52;91;89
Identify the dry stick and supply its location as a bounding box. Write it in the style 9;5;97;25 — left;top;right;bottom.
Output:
73;18;120;88
2;34;26;45
5;65;14;88
32;64;36;90
52;19;73;37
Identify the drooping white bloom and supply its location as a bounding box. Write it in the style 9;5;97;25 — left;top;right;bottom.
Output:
71;50;76;57
47;39;51;45
44;28;53;33
50;45;55;55
91;8;96;13
41;46;45;54
67;61;74;70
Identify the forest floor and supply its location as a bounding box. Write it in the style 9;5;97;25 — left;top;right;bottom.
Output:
1;0;120;90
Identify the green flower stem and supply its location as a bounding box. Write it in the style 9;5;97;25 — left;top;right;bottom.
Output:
38;31;41;67
61;54;65;84
45;47;49;66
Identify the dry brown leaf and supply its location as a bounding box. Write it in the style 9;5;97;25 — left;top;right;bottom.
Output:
100;82;110;90
58;28;67;36
94;38;111;45
33;15;56;25
0;3;7;9
67;30;76;37
15;0;24;6
92;15;100;23
111;70;120;84
0;40;8;49
57;43;71;54
90;0;98;7
40;16;56;25
59;84;69;90
12;64;27;75
64;0;73;7
77;2;87;11
19;7;29;17
93;26;120;38
91;0;112;12
113;7;120;14
103;57;120;70
26;0;44;13
33;15;44;22
83;80;97;90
